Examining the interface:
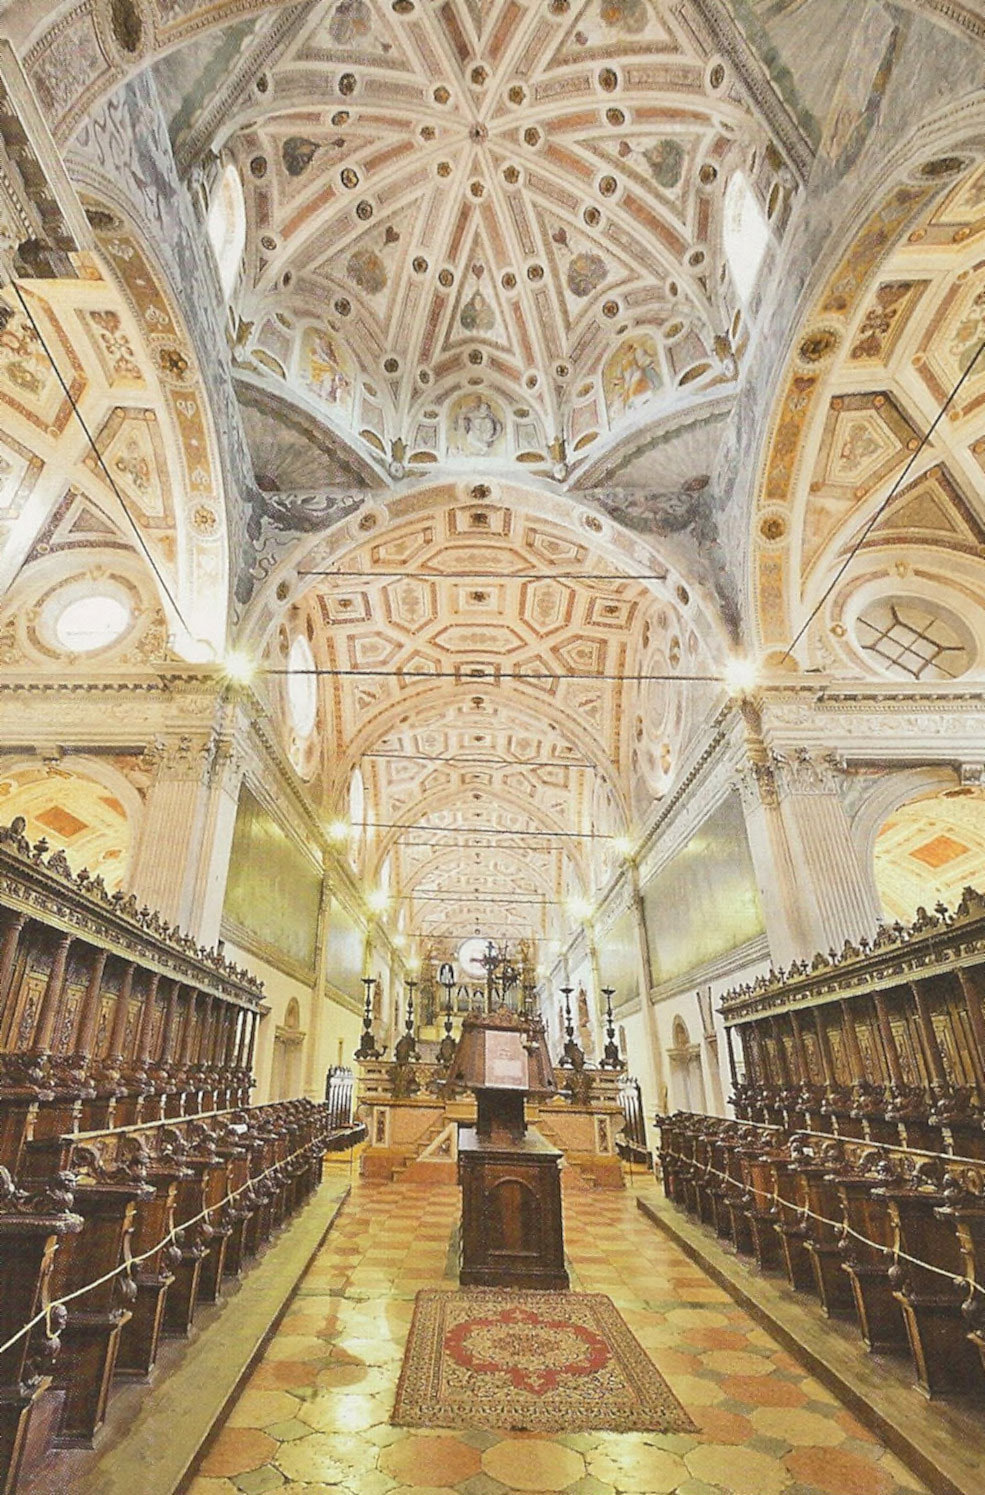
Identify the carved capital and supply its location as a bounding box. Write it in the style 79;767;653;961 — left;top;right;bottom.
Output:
773;747;844;799
734;755;779;810
147;732;216;784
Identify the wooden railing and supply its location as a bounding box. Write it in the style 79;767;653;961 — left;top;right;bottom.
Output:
0;818;369;1494
0;1097;366;1492
0;817;268;1180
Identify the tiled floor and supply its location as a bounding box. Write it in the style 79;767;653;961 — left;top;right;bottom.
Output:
188;1174;929;1495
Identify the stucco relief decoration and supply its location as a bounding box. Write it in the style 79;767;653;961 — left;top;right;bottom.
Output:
747;162;985;653
267;486;720;937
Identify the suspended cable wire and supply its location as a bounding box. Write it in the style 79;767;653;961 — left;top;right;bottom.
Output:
297;569;675;581
399;893;560;905
356;819;612;840
390;840;558;852
265;666;718;682
9;282;196;645
362;751;596;768
782;334;985;663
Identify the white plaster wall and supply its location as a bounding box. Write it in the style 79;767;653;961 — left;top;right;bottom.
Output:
223;943;361;1103
651;948;771;1119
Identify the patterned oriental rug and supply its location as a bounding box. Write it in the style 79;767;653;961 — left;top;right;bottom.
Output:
392;1289;696;1434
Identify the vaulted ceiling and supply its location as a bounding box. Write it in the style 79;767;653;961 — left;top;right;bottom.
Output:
268;484;714;942
4;0;985;960
219;0;793;484
752;154;985;669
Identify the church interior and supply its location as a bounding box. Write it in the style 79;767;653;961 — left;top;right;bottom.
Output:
3;1;985;1492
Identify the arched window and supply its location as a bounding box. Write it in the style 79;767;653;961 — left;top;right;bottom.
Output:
348;768;365;854
287;634;317;737
723;171;768;304
207;163;246;300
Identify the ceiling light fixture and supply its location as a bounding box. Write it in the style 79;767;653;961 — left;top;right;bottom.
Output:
723;655;759;697
224;649;257;685
565;896;593;920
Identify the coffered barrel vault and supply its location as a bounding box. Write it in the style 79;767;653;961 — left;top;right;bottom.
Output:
2;0;985;1136
253;483;721;943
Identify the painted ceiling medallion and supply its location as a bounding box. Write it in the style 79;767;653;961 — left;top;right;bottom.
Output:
231;0;782;471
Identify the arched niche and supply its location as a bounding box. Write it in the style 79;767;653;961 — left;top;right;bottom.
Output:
667;1012;706;1114
271;995;306;1101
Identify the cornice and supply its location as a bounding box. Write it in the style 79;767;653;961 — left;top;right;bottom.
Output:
0;837;263;1006
721;884;985;1025
648;934;770;1006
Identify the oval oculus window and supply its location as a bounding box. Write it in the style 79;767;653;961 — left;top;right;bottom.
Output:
287;634;318;736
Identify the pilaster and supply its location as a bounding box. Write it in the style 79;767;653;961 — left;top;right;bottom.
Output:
126;723;246;945
736;704;880;967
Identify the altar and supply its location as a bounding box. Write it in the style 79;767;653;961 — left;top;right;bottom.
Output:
449;1010;569;1291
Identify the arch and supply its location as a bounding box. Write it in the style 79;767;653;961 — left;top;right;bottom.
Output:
61;185;233;657
271;995;306;1100
15;1;294;144
328;684;626;827
370;781;591;888
240;478;730;670
850;764;961;883
667;1007;706;1113
0;752;143;891
749;98;985;659
671;1014;692;1050
864;775;985;924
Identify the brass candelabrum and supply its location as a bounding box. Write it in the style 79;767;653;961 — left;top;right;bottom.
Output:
393;977;421;1065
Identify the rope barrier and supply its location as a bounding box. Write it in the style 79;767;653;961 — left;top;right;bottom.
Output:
0;1127;358;1362
662;1147;985;1299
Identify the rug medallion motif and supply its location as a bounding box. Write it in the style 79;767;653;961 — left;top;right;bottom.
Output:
393;1288;696;1433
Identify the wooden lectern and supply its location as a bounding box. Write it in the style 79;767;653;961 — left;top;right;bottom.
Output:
449;1011;568;1290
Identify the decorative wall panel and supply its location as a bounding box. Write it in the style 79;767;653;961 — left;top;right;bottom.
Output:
325;897;366;1006
642;790;764;985
599;905;640;1010
222;784;322;977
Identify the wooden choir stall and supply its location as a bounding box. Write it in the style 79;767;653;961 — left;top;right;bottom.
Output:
0;818;366;1495
448;1010;568;1291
